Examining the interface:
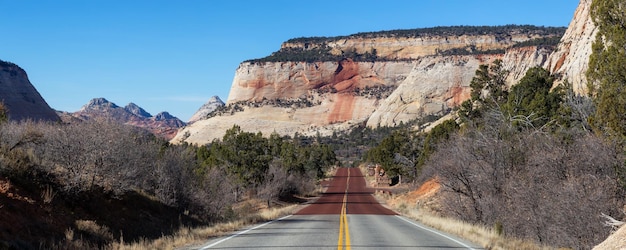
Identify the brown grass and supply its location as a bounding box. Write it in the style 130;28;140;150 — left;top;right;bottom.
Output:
75;220;114;242
111;203;300;250
375;178;561;250
41;185;56;204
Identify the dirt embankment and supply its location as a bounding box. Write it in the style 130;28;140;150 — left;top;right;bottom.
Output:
593;224;626;249
0;177;200;248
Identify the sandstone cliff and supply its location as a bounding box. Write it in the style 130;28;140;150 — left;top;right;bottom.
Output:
367;55;497;127
174;23;578;144
0;60;59;122
281;25;562;60
544;0;596;94
226;60;406;103
70;98;185;139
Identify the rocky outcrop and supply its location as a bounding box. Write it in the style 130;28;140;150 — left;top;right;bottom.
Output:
226;60;404;104
504;46;555;86
188;96;225;123
544;0;596;94
125;102;152;118
174;24;575;144
71;98;185;139
0;60;59;122
367;55;498;127
281;26;562;60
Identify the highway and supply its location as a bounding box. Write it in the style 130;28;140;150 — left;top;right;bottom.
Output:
190;168;482;249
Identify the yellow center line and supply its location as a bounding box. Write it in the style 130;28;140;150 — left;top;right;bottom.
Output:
338;169;351;250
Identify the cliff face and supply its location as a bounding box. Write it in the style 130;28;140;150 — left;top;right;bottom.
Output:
367;55;498;127
174;20;587;144
505;46;555;85
544;0;596;94
282;29;555;60
0;61;59;122
227;60;409;103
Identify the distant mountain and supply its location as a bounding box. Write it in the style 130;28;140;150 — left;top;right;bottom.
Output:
124;102;152;118
69;98;185;139
187;96;225;123
0;60;59;122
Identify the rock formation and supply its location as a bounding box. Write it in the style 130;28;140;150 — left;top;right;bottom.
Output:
70;98;185;139
0;60;59;122
125;102;152;118
544;0;596;94
367;55;499;127
174;5;594;145
188;96;225;123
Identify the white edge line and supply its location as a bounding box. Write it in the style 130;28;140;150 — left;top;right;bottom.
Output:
395;215;478;250
200;214;293;249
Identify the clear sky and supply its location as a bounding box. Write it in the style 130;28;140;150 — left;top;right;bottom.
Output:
1;1;580;121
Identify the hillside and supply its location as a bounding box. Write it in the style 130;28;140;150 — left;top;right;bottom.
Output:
0;60;59;122
0;176;200;249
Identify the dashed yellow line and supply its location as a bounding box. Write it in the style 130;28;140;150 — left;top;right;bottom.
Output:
338;169;351;250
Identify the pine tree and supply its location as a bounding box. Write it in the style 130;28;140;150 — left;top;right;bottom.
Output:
587;0;626;138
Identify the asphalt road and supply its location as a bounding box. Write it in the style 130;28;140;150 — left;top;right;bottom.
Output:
190;168;482;250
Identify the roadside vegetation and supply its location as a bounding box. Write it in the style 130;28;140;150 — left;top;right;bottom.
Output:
363;3;626;246
0;114;336;248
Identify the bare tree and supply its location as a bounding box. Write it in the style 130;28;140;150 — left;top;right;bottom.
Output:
427;116;624;249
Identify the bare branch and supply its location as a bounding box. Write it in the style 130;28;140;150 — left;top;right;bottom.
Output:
601;213;625;230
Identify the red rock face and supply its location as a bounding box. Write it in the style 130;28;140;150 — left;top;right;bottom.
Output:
332;58;360;91
228;59;391;125
543;0;595;94
228;59;394;104
325;59;366;123
552;44;570;72
445;85;470;107
328;93;355;123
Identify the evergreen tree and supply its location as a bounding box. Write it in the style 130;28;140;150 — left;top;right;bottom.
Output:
505;67;563;128
587;0;626;139
365;129;414;177
460;59;508;122
416;119;459;169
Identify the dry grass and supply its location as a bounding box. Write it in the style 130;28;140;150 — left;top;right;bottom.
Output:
395;201;556;250
75;220;114;242
0;179;10;194
41;185;56;204
377;189;561;250
110;203;300;250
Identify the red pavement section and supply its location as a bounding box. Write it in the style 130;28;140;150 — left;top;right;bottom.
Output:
296;168;397;215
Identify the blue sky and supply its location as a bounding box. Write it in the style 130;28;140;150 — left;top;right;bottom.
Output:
1;1;579;121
